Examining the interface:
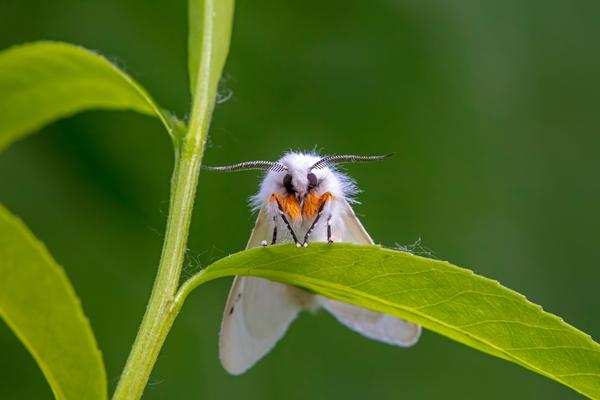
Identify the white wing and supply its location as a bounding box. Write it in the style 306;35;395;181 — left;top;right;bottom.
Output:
219;207;314;375
321;198;422;347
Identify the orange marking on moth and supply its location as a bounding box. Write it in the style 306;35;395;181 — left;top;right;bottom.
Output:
302;192;320;219
303;192;334;219
270;193;302;221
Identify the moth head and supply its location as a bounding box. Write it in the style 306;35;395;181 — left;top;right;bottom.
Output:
279;170;317;201
204;152;393;202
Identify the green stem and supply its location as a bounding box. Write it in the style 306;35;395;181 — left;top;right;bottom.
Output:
112;0;232;397
111;135;205;400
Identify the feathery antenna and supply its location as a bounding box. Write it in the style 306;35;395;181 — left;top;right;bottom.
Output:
310;153;394;170
203;160;287;172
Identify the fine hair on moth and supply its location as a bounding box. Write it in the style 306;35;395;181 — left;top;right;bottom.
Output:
204;151;421;375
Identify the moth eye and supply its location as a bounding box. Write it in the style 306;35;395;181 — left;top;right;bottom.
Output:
307;173;318;190
283;174;295;193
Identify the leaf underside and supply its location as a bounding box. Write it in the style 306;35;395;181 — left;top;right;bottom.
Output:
197;243;600;399
0;204;107;400
0;41;176;151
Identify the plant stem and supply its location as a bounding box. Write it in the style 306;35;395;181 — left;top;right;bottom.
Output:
112;134;205;400
113;119;208;400
112;97;211;398
112;0;233;396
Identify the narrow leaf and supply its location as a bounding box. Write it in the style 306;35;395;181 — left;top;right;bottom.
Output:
0;41;178;151
188;0;234;100
185;243;600;399
0;204;106;400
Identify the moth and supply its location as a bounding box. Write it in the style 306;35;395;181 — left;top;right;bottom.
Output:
205;151;421;375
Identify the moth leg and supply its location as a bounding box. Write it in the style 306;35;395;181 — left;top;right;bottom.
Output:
271;216;278;245
271;194;301;247
302;192;333;246
278;210;301;247
302;203;326;246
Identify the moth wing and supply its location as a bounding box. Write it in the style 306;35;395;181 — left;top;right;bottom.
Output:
219;207;313;375
245;205;271;248
336;197;374;244
321;198;422;347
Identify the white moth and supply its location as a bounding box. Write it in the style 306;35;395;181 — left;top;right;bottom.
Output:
205;151;421;375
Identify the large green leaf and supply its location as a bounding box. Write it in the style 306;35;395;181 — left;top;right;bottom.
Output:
188;0;234;100
182;243;600;399
0;41;178;151
0;204;106;400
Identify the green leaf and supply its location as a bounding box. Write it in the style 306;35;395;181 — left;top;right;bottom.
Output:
0;41;179;152
188;0;234;99
0;204;106;400
182;243;600;399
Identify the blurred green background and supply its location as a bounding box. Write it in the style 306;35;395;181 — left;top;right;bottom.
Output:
1;0;599;398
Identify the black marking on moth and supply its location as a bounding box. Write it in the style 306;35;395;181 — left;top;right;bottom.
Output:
307;172;318;191
283;174;294;193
